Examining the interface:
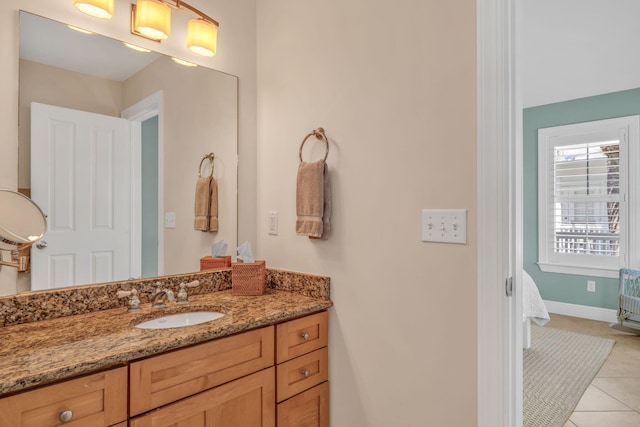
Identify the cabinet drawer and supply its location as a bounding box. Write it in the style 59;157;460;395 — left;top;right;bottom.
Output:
277;381;329;427
130;367;276;427
0;366;127;427
276;311;328;363
276;347;328;402
130;325;274;416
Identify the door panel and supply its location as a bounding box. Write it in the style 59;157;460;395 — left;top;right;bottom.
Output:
31;102;132;289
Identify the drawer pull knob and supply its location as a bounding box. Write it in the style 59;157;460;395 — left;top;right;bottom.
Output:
302;369;311;378
59;410;73;422
301;332;310;340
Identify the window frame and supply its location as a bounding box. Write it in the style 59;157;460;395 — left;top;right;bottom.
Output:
537;115;640;278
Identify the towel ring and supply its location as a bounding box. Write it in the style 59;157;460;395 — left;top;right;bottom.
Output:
198;153;215;178
299;128;329;163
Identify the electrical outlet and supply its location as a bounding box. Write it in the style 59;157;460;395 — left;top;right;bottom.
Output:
165;212;176;229
587;280;596;293
268;211;278;236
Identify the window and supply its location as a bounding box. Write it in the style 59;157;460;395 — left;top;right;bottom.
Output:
538;116;640;278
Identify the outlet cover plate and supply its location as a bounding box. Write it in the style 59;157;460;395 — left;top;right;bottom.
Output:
268;211;278;236
165;212;176;229
421;209;467;244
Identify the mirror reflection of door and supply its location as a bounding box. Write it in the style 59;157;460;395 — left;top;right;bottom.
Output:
31;102;133;289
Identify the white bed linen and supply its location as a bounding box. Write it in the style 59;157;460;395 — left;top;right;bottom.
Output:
523;270;549;349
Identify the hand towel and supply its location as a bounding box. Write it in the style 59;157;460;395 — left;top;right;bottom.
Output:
209;177;219;231
312;161;331;240
194;176;211;231
296;159;331;239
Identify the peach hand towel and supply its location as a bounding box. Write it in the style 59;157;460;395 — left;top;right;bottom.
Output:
194;176;211;231
296;160;331;239
209;177;219;231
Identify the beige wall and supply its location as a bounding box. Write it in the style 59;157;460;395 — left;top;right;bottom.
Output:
123;56;238;274
256;1;477;425
0;0;256;293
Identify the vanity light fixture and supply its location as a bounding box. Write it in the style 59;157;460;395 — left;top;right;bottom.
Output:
132;0;171;40
73;0;114;19
74;0;219;57
186;18;217;57
132;0;219;57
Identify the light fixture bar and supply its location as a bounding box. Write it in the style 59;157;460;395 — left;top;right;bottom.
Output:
170;0;219;27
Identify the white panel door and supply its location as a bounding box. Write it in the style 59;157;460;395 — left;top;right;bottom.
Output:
30;102;132;290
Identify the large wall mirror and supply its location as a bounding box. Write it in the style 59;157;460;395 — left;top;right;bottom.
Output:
14;11;238;294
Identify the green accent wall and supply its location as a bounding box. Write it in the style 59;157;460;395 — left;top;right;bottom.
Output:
141;116;159;277
524;88;640;310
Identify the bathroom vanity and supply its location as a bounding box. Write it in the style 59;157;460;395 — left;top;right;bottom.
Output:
0;269;331;426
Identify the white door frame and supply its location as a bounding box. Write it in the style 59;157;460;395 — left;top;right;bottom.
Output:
477;0;523;426
121;91;164;277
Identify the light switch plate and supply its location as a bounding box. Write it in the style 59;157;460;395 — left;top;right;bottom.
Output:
421;209;467;244
165;212;176;229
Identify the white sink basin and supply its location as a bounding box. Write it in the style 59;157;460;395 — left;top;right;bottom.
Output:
135;311;225;329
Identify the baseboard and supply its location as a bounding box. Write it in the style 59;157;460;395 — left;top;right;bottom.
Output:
543;300;618;323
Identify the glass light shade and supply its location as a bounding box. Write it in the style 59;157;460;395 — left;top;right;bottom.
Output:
186;19;217;57
73;0;114;19
134;0;171;40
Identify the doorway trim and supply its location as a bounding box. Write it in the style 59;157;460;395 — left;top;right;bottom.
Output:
121;91;165;277
477;0;522;426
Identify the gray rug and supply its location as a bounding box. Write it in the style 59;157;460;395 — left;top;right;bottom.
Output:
523;325;615;427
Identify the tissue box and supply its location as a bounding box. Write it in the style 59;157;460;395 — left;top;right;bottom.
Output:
200;255;232;271
232;260;266;295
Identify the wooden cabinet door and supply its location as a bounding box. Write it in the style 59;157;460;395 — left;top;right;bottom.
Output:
277;382;329;427
130;326;274;416
0;367;127;427
130;367;275;427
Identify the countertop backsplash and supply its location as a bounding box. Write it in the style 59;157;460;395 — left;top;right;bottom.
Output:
0;268;331;327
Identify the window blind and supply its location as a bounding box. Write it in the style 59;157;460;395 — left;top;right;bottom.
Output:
552;141;620;257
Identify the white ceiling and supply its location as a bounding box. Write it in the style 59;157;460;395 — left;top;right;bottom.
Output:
19;11;161;82
523;0;640;108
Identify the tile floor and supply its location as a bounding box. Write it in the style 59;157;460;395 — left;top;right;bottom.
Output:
545;314;640;427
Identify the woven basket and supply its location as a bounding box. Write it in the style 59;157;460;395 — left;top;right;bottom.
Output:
232;260;266;295
200;255;232;271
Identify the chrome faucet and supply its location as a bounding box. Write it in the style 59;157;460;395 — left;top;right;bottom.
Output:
151;284;174;308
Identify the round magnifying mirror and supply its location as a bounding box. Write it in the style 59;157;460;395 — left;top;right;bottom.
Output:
0;189;47;245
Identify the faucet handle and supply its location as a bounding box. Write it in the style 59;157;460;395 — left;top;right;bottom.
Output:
117;288;141;312
176;280;199;304
185;280;200;288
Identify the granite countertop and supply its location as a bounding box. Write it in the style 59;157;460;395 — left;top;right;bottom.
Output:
0;289;332;397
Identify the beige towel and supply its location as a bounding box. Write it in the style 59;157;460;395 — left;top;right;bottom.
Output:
296;160;331;239
209;177;219;231
312;161;331;240
194;176;211;231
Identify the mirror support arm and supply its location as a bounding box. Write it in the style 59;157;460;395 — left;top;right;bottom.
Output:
0;245;31;273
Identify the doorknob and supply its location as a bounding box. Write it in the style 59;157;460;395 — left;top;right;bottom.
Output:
36;240;48;249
